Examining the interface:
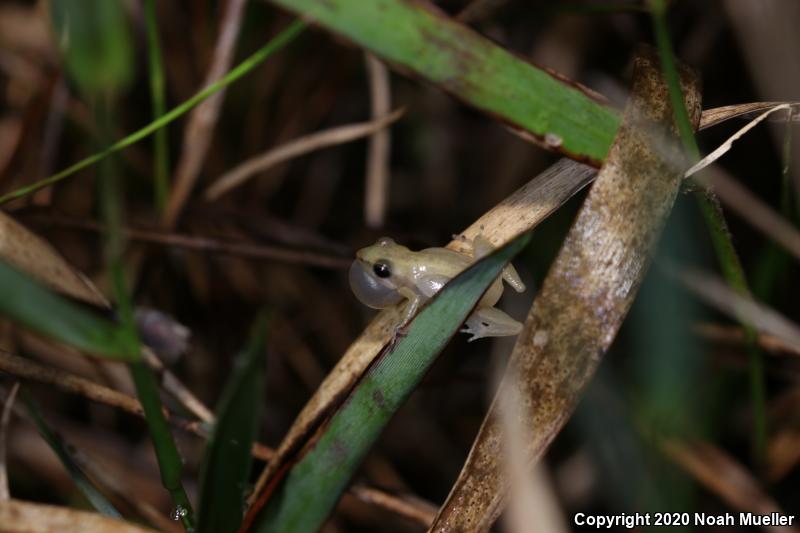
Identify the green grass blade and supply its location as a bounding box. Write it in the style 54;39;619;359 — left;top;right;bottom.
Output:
0;20;306;206
92;98;196;528
49;0;134;96
197;313;269;533
0;261;136;360
128;361;194;527
21;390;122;518
144;0;170;212
252;233;530;532
268;0;619;164
650;0;766;465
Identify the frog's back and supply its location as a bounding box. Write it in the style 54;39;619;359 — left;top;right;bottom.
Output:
417;247;472;278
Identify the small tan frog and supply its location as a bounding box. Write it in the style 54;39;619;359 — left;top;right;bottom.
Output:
349;235;526;341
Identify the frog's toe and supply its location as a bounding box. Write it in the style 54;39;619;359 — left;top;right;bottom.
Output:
459;324;481;343
460;316;496;342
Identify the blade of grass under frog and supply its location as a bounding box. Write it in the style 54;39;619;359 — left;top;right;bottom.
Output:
0;261;137;360
21;390;122;518
197;313;268;533
267;0;619;165
247;233;530;533
248;159;596;506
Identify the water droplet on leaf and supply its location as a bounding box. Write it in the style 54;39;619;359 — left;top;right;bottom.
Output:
170;505;187;521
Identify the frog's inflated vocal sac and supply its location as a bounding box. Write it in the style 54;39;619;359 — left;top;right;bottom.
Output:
349;235;526;341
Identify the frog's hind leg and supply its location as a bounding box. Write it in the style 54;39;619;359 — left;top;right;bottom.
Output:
465;234;526;293
461;307;523;342
502;263;526;293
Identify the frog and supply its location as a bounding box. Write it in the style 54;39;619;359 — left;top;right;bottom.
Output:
348;234;526;341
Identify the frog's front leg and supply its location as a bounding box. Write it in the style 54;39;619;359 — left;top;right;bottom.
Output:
397;286;423;328
461;307;523;342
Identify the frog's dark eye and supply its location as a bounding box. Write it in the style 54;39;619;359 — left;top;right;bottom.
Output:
373;261;392;278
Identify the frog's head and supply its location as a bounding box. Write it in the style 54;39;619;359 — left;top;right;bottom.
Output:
349;237;408;309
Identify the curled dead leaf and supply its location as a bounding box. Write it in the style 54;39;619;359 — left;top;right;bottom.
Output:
0;212;107;307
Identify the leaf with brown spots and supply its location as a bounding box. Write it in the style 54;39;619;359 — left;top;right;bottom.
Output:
429;47;702;532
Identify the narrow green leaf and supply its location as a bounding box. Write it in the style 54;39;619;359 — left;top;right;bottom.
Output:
128;361;194;527
144;0;170;212
0;261;136;360
268;0;620;164
253;234;530;532
197;313;268;533
49;0;134;95
21;390;122;518
91;101;195;527
650;0;766;465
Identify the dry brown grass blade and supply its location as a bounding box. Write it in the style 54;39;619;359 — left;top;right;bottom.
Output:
0;212;214;427
0;349;444;523
205;108;405;200
0;212;107;306
0;347;273;460
0;382;19;501
68;451;181;533
364;54;392;228
0;499;156;533
504;465;568;533
250;157;597;499
429;48;700;531
699;102;798;130
674;268;800;351
500;374;569;533
767;429;800;482
694;323;800;357
163;0;247;228
349;485;438;527
0;211;137;398
689;104;793;176
0;349;141;418
662;440;799;533
0;211;216;422
0;205;219;436
22;215;350;270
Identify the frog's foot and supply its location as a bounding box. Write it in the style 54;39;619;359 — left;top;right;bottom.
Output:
470;233;495;259
388;325;408;349
461;307;523;342
451;232;496;260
